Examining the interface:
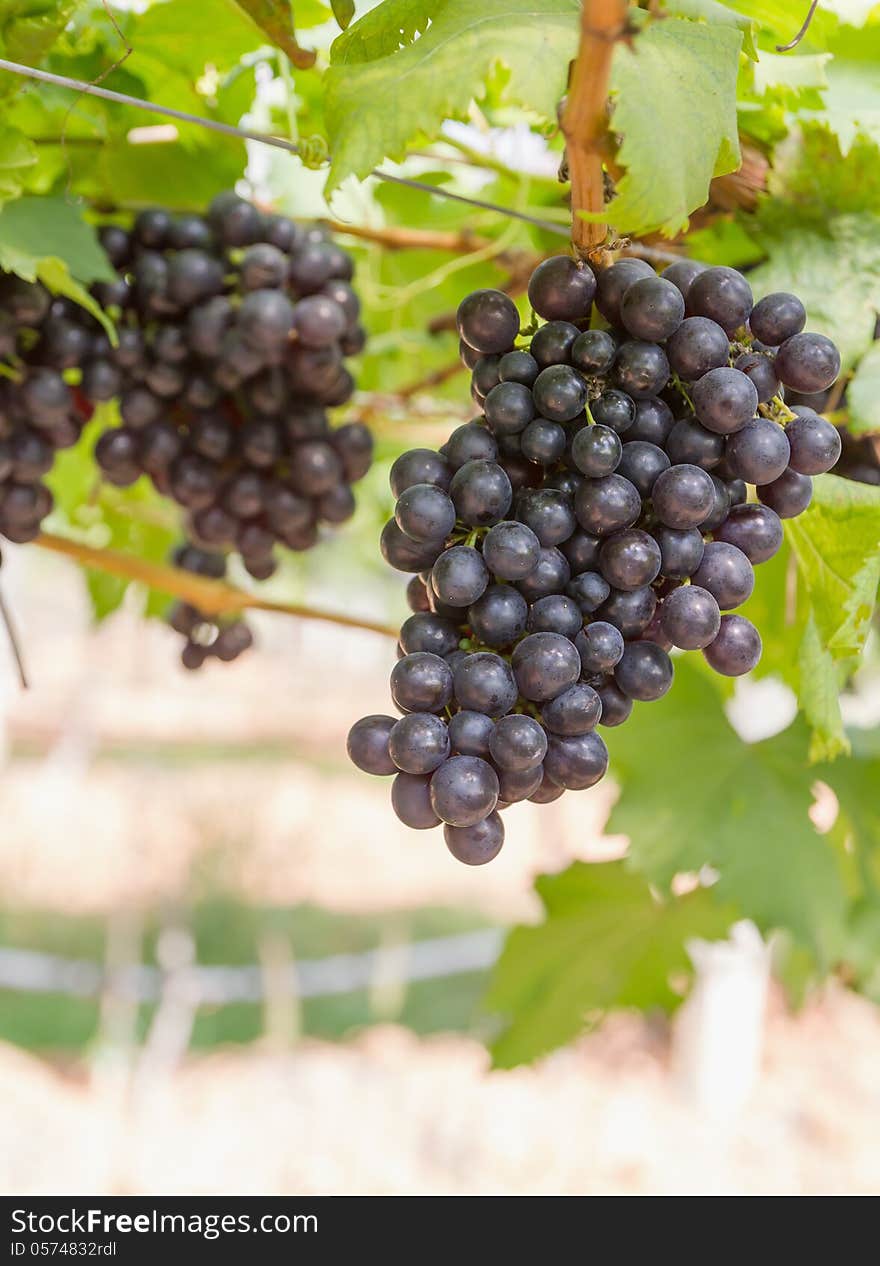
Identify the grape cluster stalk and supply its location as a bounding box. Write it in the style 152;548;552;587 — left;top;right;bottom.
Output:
15;192;372;667
348;255;842;866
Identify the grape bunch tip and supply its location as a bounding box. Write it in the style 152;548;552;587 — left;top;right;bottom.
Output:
348;255;842;867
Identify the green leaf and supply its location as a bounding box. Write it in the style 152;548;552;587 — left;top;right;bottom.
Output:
231;0;317;67
660;0;757;60
797;613;850;762
752;50;830;94
598;18;742;238
607;660;850;962
486;861;733;1068
847;340;880;435
810;21;880;155
0;0;83;73
324;0;579;192
0;195;114;283
0;126;37;202
785;473;880;660
330;0;355;30
36;257;115;342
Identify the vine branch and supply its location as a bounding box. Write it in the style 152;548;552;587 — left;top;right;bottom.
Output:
561;0;628;256
36;532;399;640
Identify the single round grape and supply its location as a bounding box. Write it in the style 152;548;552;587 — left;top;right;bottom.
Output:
496;764;545;805
457;289;520;354
666;316;730;380
614;340;670;400
532;365;588;423
703;614;762;676
595;258;655;328
528;771;566;804
516;547;570;601
406;576;431;615
620;276;685;341
527;255;597;321
444;813;504;865
430;755;499;827
734;351;780;404
616;440;670;496
453;652;518;717
208;191;263;245
237;288;295;350
692;540;755;610
774;332;840;393
543;730;608;790
571;329;617;376
389;712;451;774
444;422;498;471
698;474;731;533
527;593;583;638
448;710;495;757
784;412;842;475
571;424;622;478
599;529;662;591
390;651;453;713
521;417;566;466
660;585;721;650
757;468;813;518
516;487;576;547
380;518;442;572
489;714;548;771
541;682;602;736
725;417;791;485
661;258;708;299
628;397;675;446
665;417;724;470
498;349;539;386
692;367;759;436
392;773;441;829
483;381;536;436
431;545;489;607
598;585;657;638
614;641;674;701
94;428;142;486
652;526;705;578
591;389;636;435
471;354;501;399
687;266;753;335
512;631;581;702
595;679;633;727
530;321;579;368
712;503;782;565
468;584;528;647
482;519;541;581
575;620;624;673
575;473;641;537
166;249;224;307
399;613;460;658
560;527;601;574
565;571;610;614
749;292;806;346
726;477;748;508
450;459;512;527
651;464;716;529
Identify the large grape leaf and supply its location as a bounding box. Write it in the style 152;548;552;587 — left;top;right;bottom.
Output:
846;341;880;435
660;0;757;59
607;661;850;962
595;18;742;238
485;862;733;1068
323;0;580;192
808;20;880;155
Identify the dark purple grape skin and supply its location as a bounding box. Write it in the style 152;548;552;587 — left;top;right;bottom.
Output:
599;528;662;591
620;276;685;342
516;547;570;601
559;527;601;575
431;544;489;607
392;773;441;829
692;367;759;436
530;321;579;368
532;365;588;423
666;316;729;381
543;730;608;790
528;771;565;803
541;682;602;736
565;570;610;614
749;292;806;346
724;418;791;486
598;585;657;638
701;473;730;531
527;593;583;639
511;631;581;702
757;468;813;518
448;710;495;757
660;585;721;650
691;541;755;610
652;526;705;579
443;422;498;471
390;652;454;714
527;255;597;321
516;487;576;547
390;449;452;498
775;333;841;393
614;341;670;400
784;412;842;475
713;503;783;565
703;614;762;676
595;679;633;727
617;440;670;497
521;417;566;466
388;712;451;774
450;459;512;527
571;329;617;376
575;621;624;673
687;266;753;335
665;417;724;470
489;713;548;771
498;349;539;386
575;474;641;537
482;519;541;580
468;584;528;647
399;613;460;658
430;755;499;827
347;715;397;776
453;652;518;717
628;397;674;446
614;641;674;702
444;813;504;865
471;354;501;399
734;351;780;404
496;763;545;805
457;289;520;354
652;464;716;529
571;424;622;478
483;381;536;436
661;258;708;299
595;258;655;328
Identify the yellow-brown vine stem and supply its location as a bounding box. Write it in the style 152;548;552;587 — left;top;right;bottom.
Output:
561;0;629;255
36;532;400;640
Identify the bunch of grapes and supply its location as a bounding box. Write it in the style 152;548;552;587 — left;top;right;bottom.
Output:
71;192;372;666
0;275;93;548
347;254;842;865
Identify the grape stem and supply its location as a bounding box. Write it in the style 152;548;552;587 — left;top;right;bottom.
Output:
35;532;400;640
561;0;629;256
